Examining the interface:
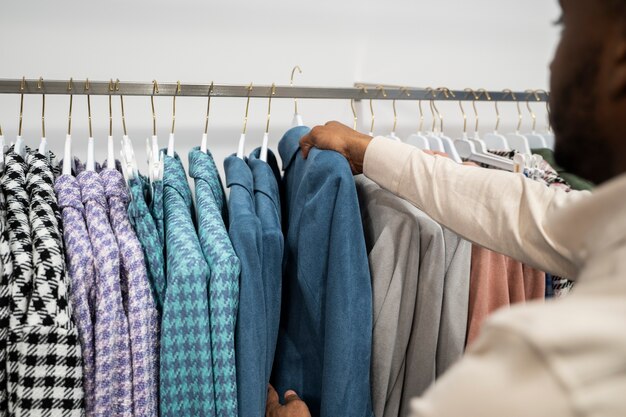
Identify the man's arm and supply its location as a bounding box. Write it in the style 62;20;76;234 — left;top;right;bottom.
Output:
301;122;589;278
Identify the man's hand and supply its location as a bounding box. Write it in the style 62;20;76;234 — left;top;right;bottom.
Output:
266;385;311;417
299;121;373;174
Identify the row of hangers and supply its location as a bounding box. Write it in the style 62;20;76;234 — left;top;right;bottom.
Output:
354;86;553;172
0;67;307;196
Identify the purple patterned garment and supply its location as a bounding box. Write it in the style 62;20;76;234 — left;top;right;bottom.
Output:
55;174;97;416
78;170;133;417
101;168;159;417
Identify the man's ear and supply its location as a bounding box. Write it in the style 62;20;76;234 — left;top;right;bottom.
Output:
607;39;626;99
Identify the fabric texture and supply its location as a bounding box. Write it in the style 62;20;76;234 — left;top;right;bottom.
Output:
159;153;215;417
531;148;595;191
0;169;11;416
363;137;626;417
101;168;159;417
273;127;374;417
3;147;84;416
188;148;239;417
225;154;265;417
55;174;97;416
247;147;284;384
355;175;421;417
128;177;166;313
78;169;132;417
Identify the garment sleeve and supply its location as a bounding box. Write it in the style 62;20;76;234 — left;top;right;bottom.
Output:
409;324;570;417
363;136;589;278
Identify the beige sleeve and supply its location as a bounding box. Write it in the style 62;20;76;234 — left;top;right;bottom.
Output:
363;136;587;278
409;324;571;417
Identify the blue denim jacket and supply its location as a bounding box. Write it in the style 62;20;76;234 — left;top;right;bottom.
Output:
248;148;284;384
225;155;267;417
272;127;374;417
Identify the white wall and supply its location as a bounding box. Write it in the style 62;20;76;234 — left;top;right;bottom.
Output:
0;0;561;175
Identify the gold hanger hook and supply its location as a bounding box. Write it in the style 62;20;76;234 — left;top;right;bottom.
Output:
18;77;26;137
242;83;253;135
116;79;128;137
38;77;46;138
171;80;181;135
534;89;551;131
524;89;541;132
458;98;468;134
503;89;523;131
151;80;159;136
433;88;448;133
425;87;437;132
370;85;387;134
393;87;410;134
350;99;358;130
85;78;93;138
265;83;276;134
108;79;115;137
67;78;74;136
204;81;214;135
290;65;303;115
464;88;480;133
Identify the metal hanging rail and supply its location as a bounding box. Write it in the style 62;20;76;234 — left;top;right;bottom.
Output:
0;78;549;101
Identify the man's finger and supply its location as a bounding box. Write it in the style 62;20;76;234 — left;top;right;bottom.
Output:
266;385;280;414
284;390;301;404
300;136;313;159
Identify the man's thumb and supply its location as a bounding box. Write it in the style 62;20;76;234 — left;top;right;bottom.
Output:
284;390;301;404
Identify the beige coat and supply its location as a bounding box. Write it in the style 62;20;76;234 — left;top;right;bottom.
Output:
363;137;626;417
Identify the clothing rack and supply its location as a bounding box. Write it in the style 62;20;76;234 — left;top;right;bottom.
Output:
0;78;549;102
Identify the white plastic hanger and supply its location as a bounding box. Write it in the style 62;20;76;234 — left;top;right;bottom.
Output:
118;82;139;185
85;79;96;172
503;90;532;155
482;94;510;151
260;84;276;162
147;80;162;181
14;77;27;158
237;83;253;159
167;81;181;158
200;82;214;154
62;78;76;176
406;98;434;150
453;94;514;171
106;79;116;169
290;66;304;127
522;90;548;149
36;78;49;157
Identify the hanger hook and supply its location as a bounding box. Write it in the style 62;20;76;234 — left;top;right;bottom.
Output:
434;88;450;133
524;89;541;132
265;83;276;134
38;77;46;138
116;79;128;137
458;98;468;134
464;88;480;133
107;79;115;137
67;78;74;136
503;89;523;132
84;78;93;138
370;85;387;134
242;83;253;135
425;87;437;132
171;80;181;135
205;81;214;135
18;76;26;137
290;65;303;115
534;88;551;131
352;84;369;131
151;80;159;136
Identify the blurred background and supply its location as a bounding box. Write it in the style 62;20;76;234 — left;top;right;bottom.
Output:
0;0;561;176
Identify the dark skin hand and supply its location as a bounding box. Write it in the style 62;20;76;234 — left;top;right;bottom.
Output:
266;385;311;417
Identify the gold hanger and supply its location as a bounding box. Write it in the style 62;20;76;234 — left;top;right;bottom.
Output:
265;83;277;134
371;85;387;134
425;87;438;132
290;65;302;115
151;80;159;136
464;88;480;133
171;81;181;135
67;78;74;136
85;79;93;138
534;89;551;131
434;87;456;133
204;82;214;135
458;93;468;135
115;79;128;137
109;79;115;137
503;89;522;131
38;77;46;138
524;89;541;132
18;76;26;137
353;84;369;131
242;83;253;135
